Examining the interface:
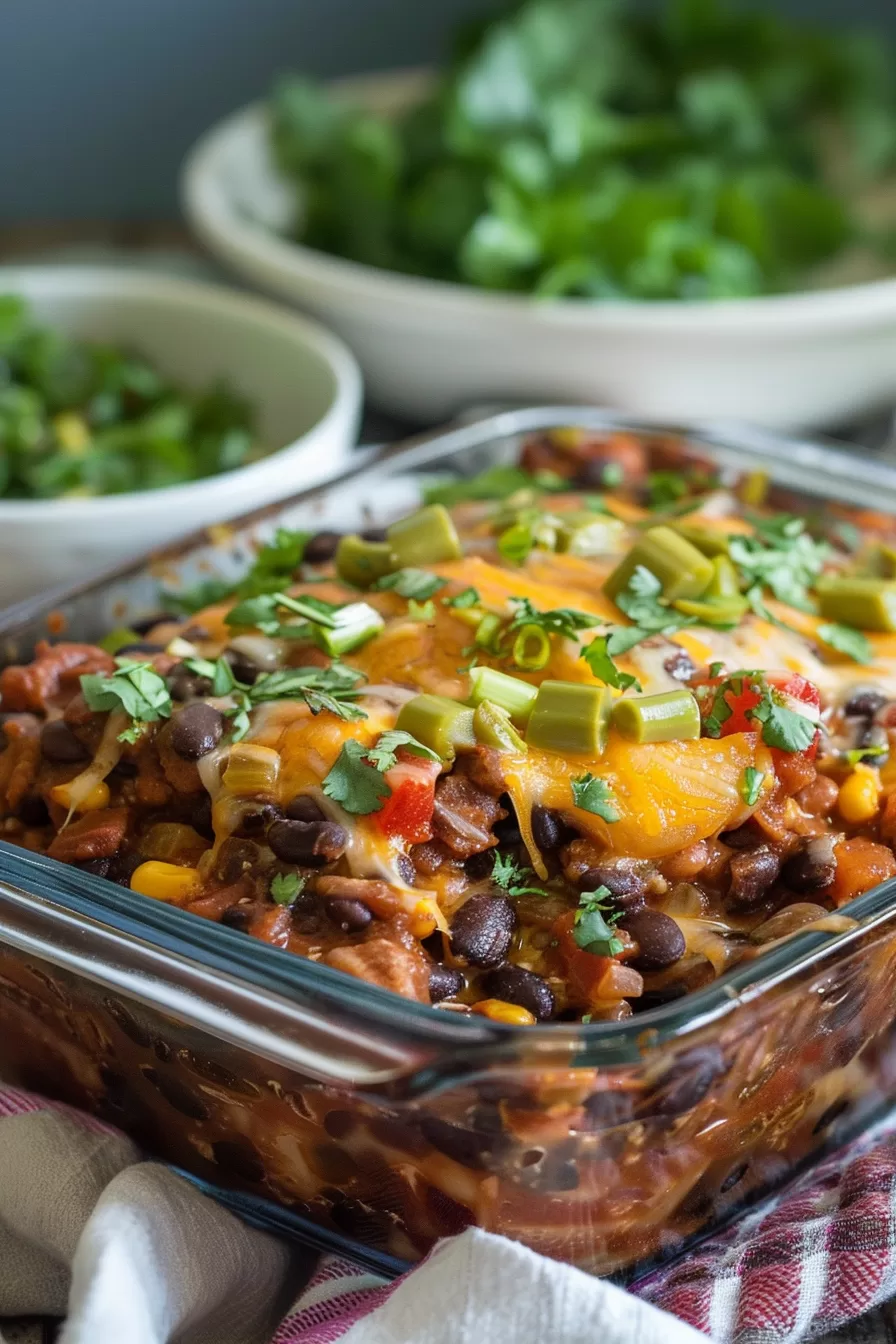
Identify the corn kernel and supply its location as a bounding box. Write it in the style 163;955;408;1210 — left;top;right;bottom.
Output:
549;426;583;451
130;860;201;905
838;764;882;824
50;779;110;813
53;412;90;454
471;998;536;1026
222;742;280;796
409;901;438;940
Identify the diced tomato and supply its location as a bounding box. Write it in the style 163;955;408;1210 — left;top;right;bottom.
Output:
373;753;439;844
693;670;821;762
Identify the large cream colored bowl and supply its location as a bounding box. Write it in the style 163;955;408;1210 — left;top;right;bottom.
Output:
0;266;362;605
183;69;896;432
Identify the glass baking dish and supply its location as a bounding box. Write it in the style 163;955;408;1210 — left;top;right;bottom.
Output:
2;406;896;1281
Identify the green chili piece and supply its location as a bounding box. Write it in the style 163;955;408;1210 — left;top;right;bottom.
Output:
526;680;612;756
473;701;528;753
311;602;385;655
556;513;625;557
512;623;551;671
604;526;714;604
707;554;741;599
335;535;394;588
612;689;701;743
672;595;748;625
387;505;462;566
395;693;475;761
474;612;503;650
816;577;896;633
670;522;732;558
467;666;538;723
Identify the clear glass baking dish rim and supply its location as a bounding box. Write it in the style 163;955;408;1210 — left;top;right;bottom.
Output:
0;406;894;1087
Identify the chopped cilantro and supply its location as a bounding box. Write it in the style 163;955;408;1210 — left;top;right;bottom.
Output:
322;739;392;814
506;596;596;643
443;586;481;610
270;872;306;906
647;470;688;510
573;887;624;957
748;686;817;753
701;678;736;738
373;568;446;600
364;729;440;772
490;852;547;898
581;630;643;691
708;660;725;678
816;622;872;664
237;528;310;597
80;659;173;743
729;515;829;612
571;772;621;821
613;566;693;637
161;577;235;616
422;464;568;508
739;766;765;807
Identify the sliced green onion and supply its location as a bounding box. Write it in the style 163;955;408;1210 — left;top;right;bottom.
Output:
335;535;395;588
556;513;625;557
816;577;896;633
387;505;462;567
395;693;475;761
473;701;527;753
612;689;701;743
604;525;714;603
311;602;384;655
512;623;551;670
474;612;503;650
526;680;612;756
467;666;538;723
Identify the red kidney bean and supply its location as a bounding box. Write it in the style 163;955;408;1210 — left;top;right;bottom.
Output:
621;909;685;970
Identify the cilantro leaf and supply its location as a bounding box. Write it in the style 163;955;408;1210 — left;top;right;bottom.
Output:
581;631;643;691
613;566;693;636
748;686;817;752
373;568;446;600
497;520;536;565
506;597;596;643
364;729;440;772
249;662;367;722
729;517;828;612
322;740;392;814
237;528;310;597
816;622;872;664
490;851;547;897
573;887;624;957
422;465;568;508
739;766;765;807
80;659;173;742
571;772;620;822
443;586;481;609
161;577;236;616
270;872;306;906
647;470;688;510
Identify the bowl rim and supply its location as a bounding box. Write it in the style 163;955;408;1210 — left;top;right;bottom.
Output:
182;77;896;335
0;263;363;520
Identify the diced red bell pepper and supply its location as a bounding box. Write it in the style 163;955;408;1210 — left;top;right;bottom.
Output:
374;753;439;844
694;670;821;762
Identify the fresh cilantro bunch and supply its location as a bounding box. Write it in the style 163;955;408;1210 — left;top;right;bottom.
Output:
573;886;624;957
268;0;896;299
80;659;172;743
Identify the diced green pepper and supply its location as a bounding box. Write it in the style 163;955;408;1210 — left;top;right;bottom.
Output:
473;701;528;753
467;666;538;723
816;577;896;633
604;525;714;603
395;693;476;760
311;602;384;655
526;680;612;756
336;535;394;588
612;689;701;743
670;522;731;558
387;505;462;566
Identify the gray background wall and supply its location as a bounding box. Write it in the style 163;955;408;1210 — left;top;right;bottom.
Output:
2;0;896;221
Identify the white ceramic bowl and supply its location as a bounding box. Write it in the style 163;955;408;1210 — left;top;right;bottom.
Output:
0;266;362;605
183;69;896;432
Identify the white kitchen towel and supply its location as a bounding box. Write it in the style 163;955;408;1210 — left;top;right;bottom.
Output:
0;1084;704;1344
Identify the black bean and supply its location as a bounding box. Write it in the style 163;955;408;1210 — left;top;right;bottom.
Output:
212;1138;265;1183
141;1067;209;1120
484;965;555;1020
221;904;253;930
782;836;837;893
642;1045;726;1118
728;845;781;909
450;894;516;968
303;531;342;564
130;612;174;636
493;802;522;846
719;823;762;850
214;839;261;884
167;662;211;702
103;996;153;1047
268;818;348;865
77;856;113;878
40;719;89;764
170;703;224;760
720;1162;749;1193
223;647;260;685
108;759;138;780
114;641;166;656
581;1090;634;1130
663;645;697;682
360;525;387;542
531;805;569;852
621;909;685;970
429;964;465;1003
577;859;646;910
108;852;145;888
17;794;50;826
465;850;495;880
843;687;888;719
237;803;281;836
188;793;214;838
323;898;373;933
854;721;889;765
285;795;326;823
419;1116;499;1169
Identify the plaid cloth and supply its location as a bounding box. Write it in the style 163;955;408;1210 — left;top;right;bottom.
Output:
0;1082;895;1344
